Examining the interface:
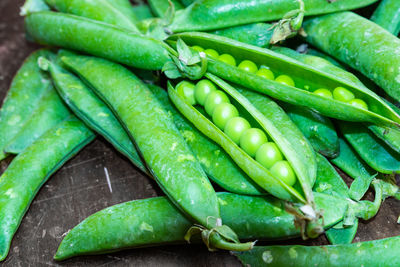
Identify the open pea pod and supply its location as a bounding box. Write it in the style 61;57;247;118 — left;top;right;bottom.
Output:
168;32;400;129
168;74;319;221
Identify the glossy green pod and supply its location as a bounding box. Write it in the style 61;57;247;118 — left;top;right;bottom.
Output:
44;0;140;32
169;0;378;32
4;86;70;154
331;137;377;201
25;11;170;70
169;32;400;129
54;192;347;261
371;0;400;36
283;103;339;158
147;84;264;195
169;75;317;210
304;11;400;103
60;52;253;251
339;121;400;174
234;236;400;267
0;49;54;160
0;117;94;261
41;55;148;174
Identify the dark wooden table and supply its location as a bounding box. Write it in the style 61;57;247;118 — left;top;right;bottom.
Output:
1;1;400;266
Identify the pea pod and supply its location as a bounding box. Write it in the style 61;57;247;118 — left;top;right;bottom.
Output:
54;192;347;261
60;52;253;251
0;117;94;261
169;74;320;234
371;0;400;36
283;103;339;158
147;84;264;195
168;32;400;129
44;0;140;32
148;0;184;17
4;86;70;154
304;11;400;103
0;49;54;160
132;4;154;21
40;55;148;175
169;0;378;32
24;11;170;70
339;121;400;174
234;236;400;267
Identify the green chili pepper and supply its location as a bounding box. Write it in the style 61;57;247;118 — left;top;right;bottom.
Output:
168;33;400;129
24;11;170;70
54;191;347;261
371;0;400;36
169;0;378;32
0;117;94;261
304;11;400;103
44;0;140;32
147;84;264;195
59;51;253;251
39;54;148;175
234;236;400;267
4;86;70;154
339;121;400;174
0;49;54;161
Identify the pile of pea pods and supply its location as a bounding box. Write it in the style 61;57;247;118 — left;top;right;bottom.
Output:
1;0;400;265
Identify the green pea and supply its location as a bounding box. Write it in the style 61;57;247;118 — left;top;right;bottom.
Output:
270;160;296;186
212;103;239;130
176;81;196;105
195;79;217;106
218;54;236;66
314;88;333;99
224;117;251;144
333;87;355;102
238;60;258;73
240;128;268;157
192;45;204;52
255;142;283;169
204;48;219;58
348;98;369;110
205;90;230;116
256;68;274;80
275;75;295;87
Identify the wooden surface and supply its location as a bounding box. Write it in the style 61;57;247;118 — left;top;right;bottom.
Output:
1;1;400;266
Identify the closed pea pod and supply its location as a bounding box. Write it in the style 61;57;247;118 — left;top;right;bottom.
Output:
167;33;400;129
0;49;54;160
371;0;400;36
44;0;140;32
54;192;347;261
24;11;170;70
39;55;148;175
0;117;95;261
59;52;253;251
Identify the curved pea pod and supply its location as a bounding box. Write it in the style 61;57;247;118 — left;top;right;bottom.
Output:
59;52;253;251
44;0;140;32
24;11;170;70
40;56;148;175
0;49;54;160
54;192;347;260
4;86;70;154
169;32;400;129
0;117;94;261
169;0;378;32
211;23;273;48
283;103;339;158
234;236;400;267
147;84;264;195
371;0;400;36
168;75;320;231
339;121;400;174
304;11;400;103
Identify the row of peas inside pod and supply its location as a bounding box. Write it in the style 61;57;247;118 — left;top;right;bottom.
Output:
192;45;369;111
176;79;296;186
